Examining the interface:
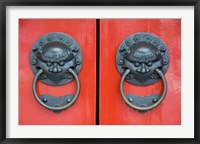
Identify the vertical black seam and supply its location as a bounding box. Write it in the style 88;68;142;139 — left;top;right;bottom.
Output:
96;19;100;125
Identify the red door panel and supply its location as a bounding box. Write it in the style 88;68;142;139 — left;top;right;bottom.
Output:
19;19;96;125
100;19;181;125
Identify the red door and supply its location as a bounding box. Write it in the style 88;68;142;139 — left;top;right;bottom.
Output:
100;19;181;125
19;19;181;125
19;19;96;125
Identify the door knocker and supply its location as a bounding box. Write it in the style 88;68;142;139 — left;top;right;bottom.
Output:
116;32;169;112
30;32;82;112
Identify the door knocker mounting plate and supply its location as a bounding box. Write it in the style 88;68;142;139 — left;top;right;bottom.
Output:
116;32;169;86
116;32;169;112
30;32;82;112
30;32;82;86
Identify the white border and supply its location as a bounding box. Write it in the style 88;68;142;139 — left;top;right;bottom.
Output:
6;6;194;138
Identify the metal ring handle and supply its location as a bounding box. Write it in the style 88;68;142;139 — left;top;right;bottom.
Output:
32;68;80;111
120;68;167;111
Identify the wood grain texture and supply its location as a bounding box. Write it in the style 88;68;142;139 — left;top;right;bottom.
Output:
19;19;96;125
100;19;181;125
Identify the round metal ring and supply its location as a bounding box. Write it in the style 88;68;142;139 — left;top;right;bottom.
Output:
120;68;167;111
32;68;80;111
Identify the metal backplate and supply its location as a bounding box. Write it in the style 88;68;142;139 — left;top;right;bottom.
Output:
126;94;160;113
39;94;74;112
116;32;169;86
30;32;82;86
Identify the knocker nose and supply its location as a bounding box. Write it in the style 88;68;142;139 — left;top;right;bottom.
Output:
52;63;62;73
136;63;150;74
48;63;63;73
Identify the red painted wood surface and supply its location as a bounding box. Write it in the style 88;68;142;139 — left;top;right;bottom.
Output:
19;19;96;125
100;19;181;125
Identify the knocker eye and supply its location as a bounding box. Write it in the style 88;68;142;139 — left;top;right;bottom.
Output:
46;62;52;67
59;61;65;66
134;62;140;67
147;62;152;67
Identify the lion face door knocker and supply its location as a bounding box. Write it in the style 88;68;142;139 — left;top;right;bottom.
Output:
30;32;82;112
116;32;169;113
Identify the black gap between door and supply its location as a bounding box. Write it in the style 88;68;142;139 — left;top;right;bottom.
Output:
96;19;100;125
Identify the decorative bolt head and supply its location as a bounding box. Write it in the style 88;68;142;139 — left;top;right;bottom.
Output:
162;57;168;65
31;59;37;65
128;98;133;102
43;98;47;103
73;46;79;52
39;41;44;46
59;37;64;41
47;37;52;42
120;46;126;52
152;98;157;103
133;34;141;42
65;39;73;46
67;99;71;103
32;47;38;52
160;46;166;52
152;39;160;46
76;58;81;65
126;74;131;80
144;35;152;42
118;59;123;65
42;74;47;79
125;39;132;46
66;74;73;79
